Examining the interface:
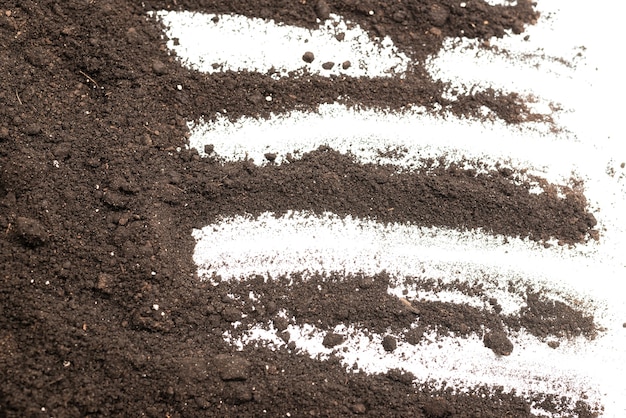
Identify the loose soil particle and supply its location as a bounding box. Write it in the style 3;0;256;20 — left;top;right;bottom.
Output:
0;0;601;417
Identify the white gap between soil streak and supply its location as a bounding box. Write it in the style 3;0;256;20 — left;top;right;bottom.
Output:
155;1;626;415
154;11;410;78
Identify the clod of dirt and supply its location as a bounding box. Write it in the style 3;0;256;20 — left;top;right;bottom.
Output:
203;144;214;154
359;276;375;289
221;306;242;322
342;60;351;69
159;183;183;205
273;316;288;331
351;402;367;414
110;177;139;194
511;20;524;34
386;369;416;385
1;191;16;208
547;340;560;349
102;191;129;209
322;332;345;348
264;152;277;162
132;309;173;332
488;297;503;314
152;60;168;75
405;327;425;345
373;24;386;37
429;4;450;27
302;51;315;63
95;273;114;294
247;92;264;105
225;382;253;404
0;126;9;140
125;27;142;44
52;143;72;160
279;330;291;343
265;301;278;314
25;47;50;68
322;61;335;70
179;356;211;384
23;123;42;136
382;335;397;352
429;27;443;37
214;354;250;381
483;331;514;356
422;396;453;418
313;0;331;20
15;216;48;247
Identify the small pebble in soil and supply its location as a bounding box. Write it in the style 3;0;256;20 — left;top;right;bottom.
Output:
302;51;315;63
342;60;351;70
322;61;335;70
264;153;277;162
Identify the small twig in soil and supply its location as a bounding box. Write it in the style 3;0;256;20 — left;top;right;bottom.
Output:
15;90;22;105
143;125;159;135
399;297;421;315
79;70;99;88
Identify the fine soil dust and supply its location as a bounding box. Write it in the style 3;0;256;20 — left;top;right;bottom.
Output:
0;1;601;417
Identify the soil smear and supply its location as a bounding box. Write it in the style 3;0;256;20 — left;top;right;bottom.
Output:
0;1;602;417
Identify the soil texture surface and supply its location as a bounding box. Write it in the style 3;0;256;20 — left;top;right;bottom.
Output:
0;1;601;417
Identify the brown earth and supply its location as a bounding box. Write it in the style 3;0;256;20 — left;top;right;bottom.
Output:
0;1;601;417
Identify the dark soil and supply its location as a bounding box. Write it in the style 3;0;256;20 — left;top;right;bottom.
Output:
0;1;601;417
